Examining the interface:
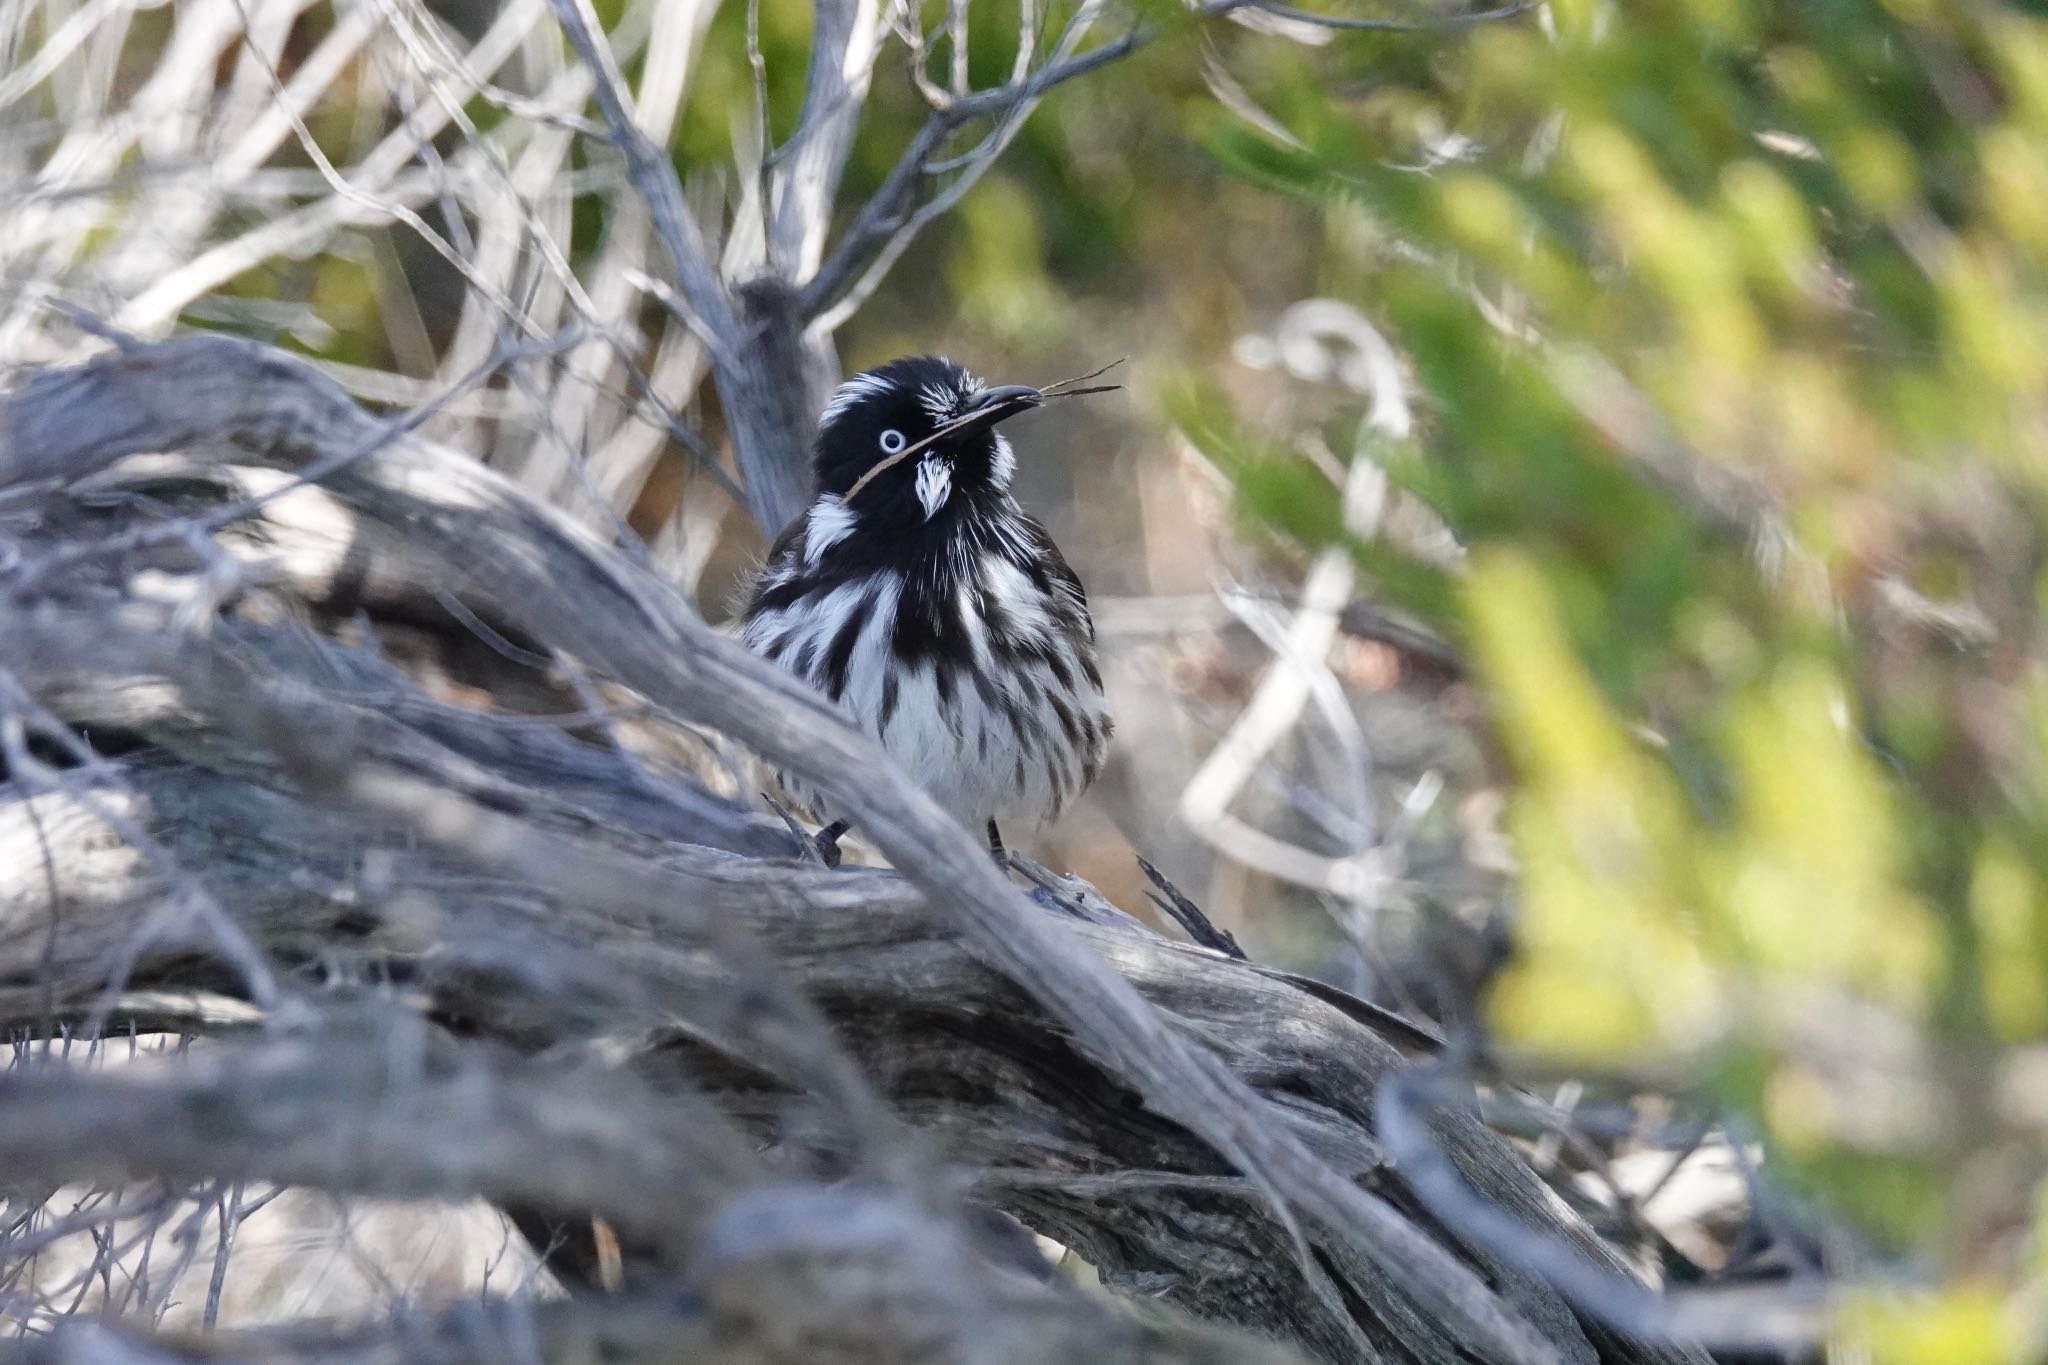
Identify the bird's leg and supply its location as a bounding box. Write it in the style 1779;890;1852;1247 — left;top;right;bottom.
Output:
813;818;850;869
986;819;1008;867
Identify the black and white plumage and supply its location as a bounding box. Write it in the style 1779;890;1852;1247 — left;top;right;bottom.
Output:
739;355;1112;853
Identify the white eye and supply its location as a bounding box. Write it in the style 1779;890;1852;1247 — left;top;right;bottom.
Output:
878;428;907;454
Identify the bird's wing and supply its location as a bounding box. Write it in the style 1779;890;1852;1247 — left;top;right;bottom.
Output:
1017;513;1095;645
740;507;813;618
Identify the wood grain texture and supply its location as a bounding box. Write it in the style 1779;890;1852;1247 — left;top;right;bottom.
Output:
0;337;1707;1365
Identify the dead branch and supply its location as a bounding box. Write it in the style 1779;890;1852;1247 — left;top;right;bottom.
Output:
0;1280;1306;1365
0;336;1706;1365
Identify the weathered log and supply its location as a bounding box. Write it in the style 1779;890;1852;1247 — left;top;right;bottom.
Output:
0;337;1709;1365
0;1281;1306;1365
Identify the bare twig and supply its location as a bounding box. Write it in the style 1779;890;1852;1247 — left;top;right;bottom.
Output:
802;0;1175;326
1377;1063;1830;1354
767;0;885;278
1180;301;1409;899
1242;0;1537;31
543;0;739;356
1137;855;1247;960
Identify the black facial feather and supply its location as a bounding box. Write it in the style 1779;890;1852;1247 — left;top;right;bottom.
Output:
812;355;1003;511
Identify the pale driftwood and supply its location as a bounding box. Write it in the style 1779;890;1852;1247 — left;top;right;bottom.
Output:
0;1282;1308;1365
0;337;1707;1365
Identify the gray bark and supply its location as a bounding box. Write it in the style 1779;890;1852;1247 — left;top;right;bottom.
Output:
0;337;1707;1365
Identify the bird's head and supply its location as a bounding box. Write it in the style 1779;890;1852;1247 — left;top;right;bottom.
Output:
810;355;1040;528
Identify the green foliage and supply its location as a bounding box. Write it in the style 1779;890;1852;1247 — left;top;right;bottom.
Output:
1182;0;2048;1351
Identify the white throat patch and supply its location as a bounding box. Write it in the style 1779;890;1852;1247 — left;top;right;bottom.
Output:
914;455;952;519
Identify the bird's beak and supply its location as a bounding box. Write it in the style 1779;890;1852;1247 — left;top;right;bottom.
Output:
961;384;1042;429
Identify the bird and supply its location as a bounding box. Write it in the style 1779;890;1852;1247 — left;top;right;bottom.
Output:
739;354;1113;865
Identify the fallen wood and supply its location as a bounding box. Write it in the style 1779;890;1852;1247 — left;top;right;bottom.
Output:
0;337;1707;1365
